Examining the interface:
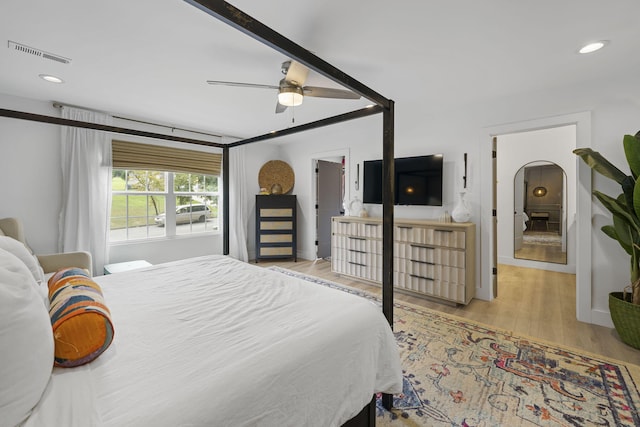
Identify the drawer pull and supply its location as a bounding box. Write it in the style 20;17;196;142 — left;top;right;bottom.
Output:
410;259;435;265
348;237;366;241
364;223;379;227
410;274;434;281
397;225;412;229
434;229;453;233
348;249;366;254
410;244;435;249
348;261;367;267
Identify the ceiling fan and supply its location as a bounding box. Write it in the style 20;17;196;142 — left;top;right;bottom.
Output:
206;60;360;113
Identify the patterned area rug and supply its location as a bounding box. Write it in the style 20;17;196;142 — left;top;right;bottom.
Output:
267;266;640;426
523;232;562;245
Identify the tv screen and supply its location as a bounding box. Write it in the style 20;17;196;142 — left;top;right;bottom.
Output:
362;154;443;206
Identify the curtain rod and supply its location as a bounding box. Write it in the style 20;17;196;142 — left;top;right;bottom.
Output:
52;101;226;140
1;108;226;149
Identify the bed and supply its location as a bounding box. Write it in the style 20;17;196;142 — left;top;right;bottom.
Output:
2;249;402;426
1;1;400;424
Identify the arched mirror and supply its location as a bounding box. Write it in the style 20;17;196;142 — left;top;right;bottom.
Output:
513;161;567;264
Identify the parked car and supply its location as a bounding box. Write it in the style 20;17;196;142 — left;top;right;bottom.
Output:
155;204;211;226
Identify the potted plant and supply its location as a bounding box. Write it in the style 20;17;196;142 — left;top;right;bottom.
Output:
574;131;640;348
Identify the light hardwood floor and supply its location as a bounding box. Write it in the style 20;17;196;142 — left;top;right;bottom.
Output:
256;258;640;366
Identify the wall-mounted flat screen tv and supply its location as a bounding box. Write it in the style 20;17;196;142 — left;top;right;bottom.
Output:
362;154;443;206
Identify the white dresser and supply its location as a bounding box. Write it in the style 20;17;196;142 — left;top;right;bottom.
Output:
331;217;476;305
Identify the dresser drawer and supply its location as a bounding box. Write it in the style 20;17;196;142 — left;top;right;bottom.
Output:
331;219;382;239
394;242;465;267
260;221;293;230
260;208;294;217
395;225;466;249
260;234;293;243
259;247;293;257
394;272;466;303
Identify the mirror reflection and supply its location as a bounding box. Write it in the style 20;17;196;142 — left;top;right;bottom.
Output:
513;161;567;264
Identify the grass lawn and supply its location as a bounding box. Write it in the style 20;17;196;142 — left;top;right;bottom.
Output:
110;176;218;230
111;177;165;229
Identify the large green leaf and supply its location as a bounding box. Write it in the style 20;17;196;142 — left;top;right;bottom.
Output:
617;211;638;247
574;147;628;184
594;191;640;234
623;176;637;217
633;178;640;220
624;134;640;180
602;224;634;255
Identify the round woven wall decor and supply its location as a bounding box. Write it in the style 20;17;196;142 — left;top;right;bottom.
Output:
258;160;295;194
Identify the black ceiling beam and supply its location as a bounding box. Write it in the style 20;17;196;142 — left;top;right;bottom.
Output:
0;108;226;149
183;0;391;110
227;105;383;148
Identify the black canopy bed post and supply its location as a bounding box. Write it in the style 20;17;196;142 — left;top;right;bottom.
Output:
381;101;395;411
222;146;230;255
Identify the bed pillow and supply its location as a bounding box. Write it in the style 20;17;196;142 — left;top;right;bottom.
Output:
0;235;45;284
0;248;54;426
47;266;90;288
48;272;114;367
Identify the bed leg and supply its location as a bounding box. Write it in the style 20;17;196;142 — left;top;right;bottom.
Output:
381;393;393;411
368;395;376;424
342;395;376;427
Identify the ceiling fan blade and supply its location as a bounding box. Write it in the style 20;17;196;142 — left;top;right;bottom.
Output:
275;100;287;114
302;86;360;99
283;60;309;86
206;80;278;90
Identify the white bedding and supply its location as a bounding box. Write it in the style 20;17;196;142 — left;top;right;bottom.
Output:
24;255;402;427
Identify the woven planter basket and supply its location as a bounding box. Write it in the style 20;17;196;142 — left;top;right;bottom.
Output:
609;292;640;349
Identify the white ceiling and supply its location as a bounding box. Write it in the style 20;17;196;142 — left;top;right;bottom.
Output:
1;0;639;140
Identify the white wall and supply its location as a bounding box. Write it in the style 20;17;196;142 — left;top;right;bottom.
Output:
496;125;577;274
0;95;62;254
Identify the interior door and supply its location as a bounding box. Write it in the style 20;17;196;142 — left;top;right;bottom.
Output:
513;167;525;250
317;160;343;259
492;137;498;298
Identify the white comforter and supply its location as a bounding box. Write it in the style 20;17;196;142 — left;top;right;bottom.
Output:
25;255;402;427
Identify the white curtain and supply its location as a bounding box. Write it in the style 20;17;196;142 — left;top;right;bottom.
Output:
227;143;249;261
59;107;113;275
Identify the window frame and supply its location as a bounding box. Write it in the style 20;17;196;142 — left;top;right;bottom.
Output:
110;169;221;242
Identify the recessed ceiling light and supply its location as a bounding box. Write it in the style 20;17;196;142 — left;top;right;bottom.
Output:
38;74;64;83
579;41;608;54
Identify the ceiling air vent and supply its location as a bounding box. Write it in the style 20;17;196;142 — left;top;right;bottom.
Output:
7;40;71;64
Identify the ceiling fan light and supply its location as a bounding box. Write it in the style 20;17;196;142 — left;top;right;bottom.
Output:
278;86;303;107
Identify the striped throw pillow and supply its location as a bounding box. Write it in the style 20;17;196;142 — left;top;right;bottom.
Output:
48;271;114;368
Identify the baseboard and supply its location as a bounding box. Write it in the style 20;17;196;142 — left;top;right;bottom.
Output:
591;308;614;328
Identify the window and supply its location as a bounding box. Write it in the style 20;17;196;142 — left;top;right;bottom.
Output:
172;172;219;236
110;170;220;241
109;140;222;242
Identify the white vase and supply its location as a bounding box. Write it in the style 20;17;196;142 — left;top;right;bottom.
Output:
451;192;471;223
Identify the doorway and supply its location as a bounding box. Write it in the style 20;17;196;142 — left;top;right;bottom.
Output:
481;112;592;324
514;162;567;265
315;158;344;259
496;125;575;275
